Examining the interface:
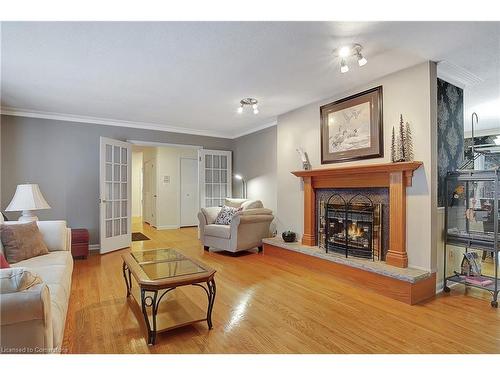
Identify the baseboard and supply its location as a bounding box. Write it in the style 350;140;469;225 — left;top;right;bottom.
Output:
155;225;181;230
89;244;100;253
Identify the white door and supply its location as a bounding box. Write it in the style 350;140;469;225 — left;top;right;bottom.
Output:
180;157;199;226
143;160;157;226
199;149;232;208
99;137;132;254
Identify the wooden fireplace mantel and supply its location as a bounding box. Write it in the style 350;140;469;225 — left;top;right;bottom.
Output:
291;161;423;268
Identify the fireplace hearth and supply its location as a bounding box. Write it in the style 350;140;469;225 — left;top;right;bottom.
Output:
319;194;382;260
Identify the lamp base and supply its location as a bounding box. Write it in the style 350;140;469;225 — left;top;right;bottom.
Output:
18;210;39;222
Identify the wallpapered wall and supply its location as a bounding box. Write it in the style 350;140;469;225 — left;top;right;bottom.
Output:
437;78;464;207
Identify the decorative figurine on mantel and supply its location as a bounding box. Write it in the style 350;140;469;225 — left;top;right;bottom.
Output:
296;147;312;170
391;114;414;162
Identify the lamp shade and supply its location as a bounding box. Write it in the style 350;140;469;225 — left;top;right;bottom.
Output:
5;184;51;211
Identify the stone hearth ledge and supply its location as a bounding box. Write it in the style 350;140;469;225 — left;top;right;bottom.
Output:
262;237;430;284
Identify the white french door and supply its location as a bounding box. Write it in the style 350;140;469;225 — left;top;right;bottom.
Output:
199;149;232;208
99;137;132;254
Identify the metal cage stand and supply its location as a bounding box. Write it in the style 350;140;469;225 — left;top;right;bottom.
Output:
443;169;499;308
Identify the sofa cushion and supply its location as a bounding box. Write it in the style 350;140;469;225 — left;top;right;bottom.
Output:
204;224;231;239
46;283;68;350
0;267;42;294
16;251;73;350
16;250;73;269
16;252;73;303
36;221;68;251
0;253;10;269
0;222;49;264
241;200;264;210
224;198;248;208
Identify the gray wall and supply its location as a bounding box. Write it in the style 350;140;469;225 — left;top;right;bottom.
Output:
232;126;277;213
1;115;233;244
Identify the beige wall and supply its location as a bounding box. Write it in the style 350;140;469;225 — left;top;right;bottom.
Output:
276;62;438;271
154;146;198;229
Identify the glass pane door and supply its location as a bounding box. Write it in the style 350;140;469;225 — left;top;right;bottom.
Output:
199;150;232;208
100;137;132;253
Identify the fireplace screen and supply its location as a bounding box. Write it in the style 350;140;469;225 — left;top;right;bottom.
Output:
319;194;382;260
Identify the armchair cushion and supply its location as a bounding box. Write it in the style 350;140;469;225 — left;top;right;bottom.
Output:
238;208;273;216
224;198;248;208
200;207;222;225
214;206;241;225
204;224;231;239
241;200;263;210
224;198;264;210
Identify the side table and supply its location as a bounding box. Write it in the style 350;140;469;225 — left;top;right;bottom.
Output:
71;228;89;259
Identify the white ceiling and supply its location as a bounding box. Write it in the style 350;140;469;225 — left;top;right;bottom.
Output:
1;21;499;138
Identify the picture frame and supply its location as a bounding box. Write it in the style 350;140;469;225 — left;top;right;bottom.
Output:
320;86;383;164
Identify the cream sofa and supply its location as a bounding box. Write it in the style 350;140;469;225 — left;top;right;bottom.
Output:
198;198;274;253
0;220;72;354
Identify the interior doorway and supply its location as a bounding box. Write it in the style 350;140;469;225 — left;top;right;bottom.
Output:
130;143;202;230
180;157;199;227
142;159;157;227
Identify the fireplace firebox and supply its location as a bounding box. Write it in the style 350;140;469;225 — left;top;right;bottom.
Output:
319;194;382;260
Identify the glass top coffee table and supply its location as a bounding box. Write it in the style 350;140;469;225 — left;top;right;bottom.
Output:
122;248;216;345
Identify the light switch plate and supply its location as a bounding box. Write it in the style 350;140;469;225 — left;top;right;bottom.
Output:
163;176;170;183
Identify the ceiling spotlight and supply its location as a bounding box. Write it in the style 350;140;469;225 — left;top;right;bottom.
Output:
339;46;351;57
333;43;367;73
357;52;367;67
340;59;349;73
237;98;259;115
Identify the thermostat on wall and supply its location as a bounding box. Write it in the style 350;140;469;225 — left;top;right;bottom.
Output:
163;176;170;183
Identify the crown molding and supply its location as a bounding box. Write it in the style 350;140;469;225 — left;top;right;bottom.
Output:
231;118;277;139
0;106;278;140
437;61;483;88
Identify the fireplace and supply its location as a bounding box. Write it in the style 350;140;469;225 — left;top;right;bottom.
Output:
292;161;423;268
319;194;383;260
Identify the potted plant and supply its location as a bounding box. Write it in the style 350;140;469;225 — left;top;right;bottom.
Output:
282;231;296;243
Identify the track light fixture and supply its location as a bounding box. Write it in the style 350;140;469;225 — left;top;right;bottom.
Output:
333;43;368;73
340;59;349;73
237;98;259;115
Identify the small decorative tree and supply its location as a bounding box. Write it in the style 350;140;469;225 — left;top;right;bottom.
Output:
391;126;396;162
398;114;406;162
404;121;414;161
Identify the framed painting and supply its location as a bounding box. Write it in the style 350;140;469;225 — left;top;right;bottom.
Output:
320;86;383;164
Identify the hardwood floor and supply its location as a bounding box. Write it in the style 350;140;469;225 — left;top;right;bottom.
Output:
62;221;500;353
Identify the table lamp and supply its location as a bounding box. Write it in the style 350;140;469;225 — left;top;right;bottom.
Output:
5;184;51;222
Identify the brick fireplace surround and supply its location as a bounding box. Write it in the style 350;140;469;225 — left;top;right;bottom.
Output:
292;161;423;268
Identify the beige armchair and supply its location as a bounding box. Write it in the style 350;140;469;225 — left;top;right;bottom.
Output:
198;199;274;253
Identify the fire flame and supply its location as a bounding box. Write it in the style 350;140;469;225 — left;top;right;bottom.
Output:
348;223;364;239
